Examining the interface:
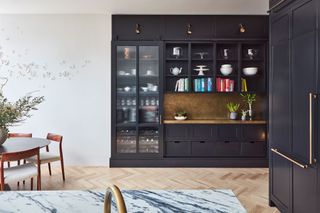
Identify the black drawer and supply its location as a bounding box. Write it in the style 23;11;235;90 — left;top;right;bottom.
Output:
217;125;240;139
216;15;268;39
112;15;164;40
165;125;189;141
191;125;215;140
241;141;267;157
242;125;266;141
166;141;191;157
191;141;215;157
215;141;241;157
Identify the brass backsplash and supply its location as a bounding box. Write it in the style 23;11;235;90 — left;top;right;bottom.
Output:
164;93;267;120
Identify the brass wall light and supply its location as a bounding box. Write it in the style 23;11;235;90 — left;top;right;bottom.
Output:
239;24;246;33
187;24;192;35
135;24;141;34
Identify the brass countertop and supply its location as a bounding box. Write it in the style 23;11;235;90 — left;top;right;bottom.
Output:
163;119;267;124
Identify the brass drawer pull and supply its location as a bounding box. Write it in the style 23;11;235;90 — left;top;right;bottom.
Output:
309;93;317;164
271;148;308;169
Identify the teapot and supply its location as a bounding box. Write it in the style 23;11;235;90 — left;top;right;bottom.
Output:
170;67;182;76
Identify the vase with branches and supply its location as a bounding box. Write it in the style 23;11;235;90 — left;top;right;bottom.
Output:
0;77;44;145
240;93;256;120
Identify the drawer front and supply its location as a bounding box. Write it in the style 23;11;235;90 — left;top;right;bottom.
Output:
166;141;191;157
242;125;266;141
215;141;241;157
217;125;240;139
112;15;164;40
191;141;215;157
165;125;189;141
164;15;214;40
241;141;267;157
191;125;215;140
216;16;268;39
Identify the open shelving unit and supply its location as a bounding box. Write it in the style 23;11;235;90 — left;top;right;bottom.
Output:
164;41;267;93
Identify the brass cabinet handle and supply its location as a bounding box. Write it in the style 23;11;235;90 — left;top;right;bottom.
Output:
159;114;162;125
309;93;317;164
267;0;287;13
271;148;308;169
104;185;127;213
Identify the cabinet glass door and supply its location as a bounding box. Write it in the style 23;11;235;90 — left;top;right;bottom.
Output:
116;46;137;153
138;46;160;153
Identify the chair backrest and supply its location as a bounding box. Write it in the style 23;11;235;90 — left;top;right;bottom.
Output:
1;147;40;162
47;133;63;143
8;133;32;138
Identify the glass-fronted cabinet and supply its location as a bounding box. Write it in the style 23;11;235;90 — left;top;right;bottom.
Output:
112;42;163;158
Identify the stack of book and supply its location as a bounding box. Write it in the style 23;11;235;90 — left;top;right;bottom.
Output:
216;78;235;92
241;78;248;92
193;78;213;92
175;78;189;92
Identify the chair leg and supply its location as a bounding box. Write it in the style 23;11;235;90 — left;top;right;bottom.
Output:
31;178;33;190
48;163;52;176
37;175;41;191
60;159;65;181
7;162;10;168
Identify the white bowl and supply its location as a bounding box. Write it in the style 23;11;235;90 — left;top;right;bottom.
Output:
221;64;232;68
220;67;233;76
243;67;258;76
174;116;187;121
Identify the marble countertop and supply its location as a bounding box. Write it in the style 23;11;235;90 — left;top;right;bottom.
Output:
0;189;247;213
163;119;267;124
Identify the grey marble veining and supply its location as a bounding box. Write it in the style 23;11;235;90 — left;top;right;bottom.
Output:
0;189;247;213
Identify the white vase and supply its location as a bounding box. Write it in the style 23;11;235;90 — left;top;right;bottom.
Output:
230;112;237;120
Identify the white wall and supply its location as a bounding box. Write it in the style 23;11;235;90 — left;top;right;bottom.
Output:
0;1;268;166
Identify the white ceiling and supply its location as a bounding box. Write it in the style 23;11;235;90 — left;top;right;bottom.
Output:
0;0;269;14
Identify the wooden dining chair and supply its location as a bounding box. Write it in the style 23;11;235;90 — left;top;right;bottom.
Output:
7;133;32;168
27;133;65;181
0;147;41;191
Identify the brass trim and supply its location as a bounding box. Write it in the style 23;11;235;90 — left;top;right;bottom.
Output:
104;185;127;213
159;115;162;125
309;93;313;164
271;148;308;169
267;0;286;13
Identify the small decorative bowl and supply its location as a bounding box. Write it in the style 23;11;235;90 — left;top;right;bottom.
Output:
220;67;233;76
243;67;258;76
174;116;187;121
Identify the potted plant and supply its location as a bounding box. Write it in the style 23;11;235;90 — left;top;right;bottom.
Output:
0;78;44;145
240;93;256;120
241;109;248;121
174;110;188;121
226;102;240;120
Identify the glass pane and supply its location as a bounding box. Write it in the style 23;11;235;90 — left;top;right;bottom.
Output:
139;46;160;124
139;127;159;153
116;46;137;124
117;128;136;153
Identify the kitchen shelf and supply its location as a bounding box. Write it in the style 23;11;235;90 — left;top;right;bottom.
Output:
163;119;267;125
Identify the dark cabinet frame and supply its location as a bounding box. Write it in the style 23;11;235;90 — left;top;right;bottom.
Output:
111;41;164;160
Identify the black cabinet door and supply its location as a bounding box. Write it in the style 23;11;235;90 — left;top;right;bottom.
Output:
112;15;164;41
215;16;268;39
291;1;318;212
164;15;214;40
270;12;292;212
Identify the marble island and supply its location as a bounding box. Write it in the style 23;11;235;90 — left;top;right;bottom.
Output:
0;189;247;213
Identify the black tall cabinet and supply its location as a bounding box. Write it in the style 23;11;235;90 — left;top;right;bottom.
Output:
269;0;319;212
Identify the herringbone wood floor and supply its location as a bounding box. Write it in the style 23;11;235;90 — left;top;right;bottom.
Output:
10;166;280;213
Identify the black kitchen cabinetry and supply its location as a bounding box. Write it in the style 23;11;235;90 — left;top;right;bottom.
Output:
269;0;319;212
111;15;269;167
165;124;267;159
112;41;164;159
112;15;268;41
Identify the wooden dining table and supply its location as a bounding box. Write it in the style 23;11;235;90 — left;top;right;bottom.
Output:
0;138;51;154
